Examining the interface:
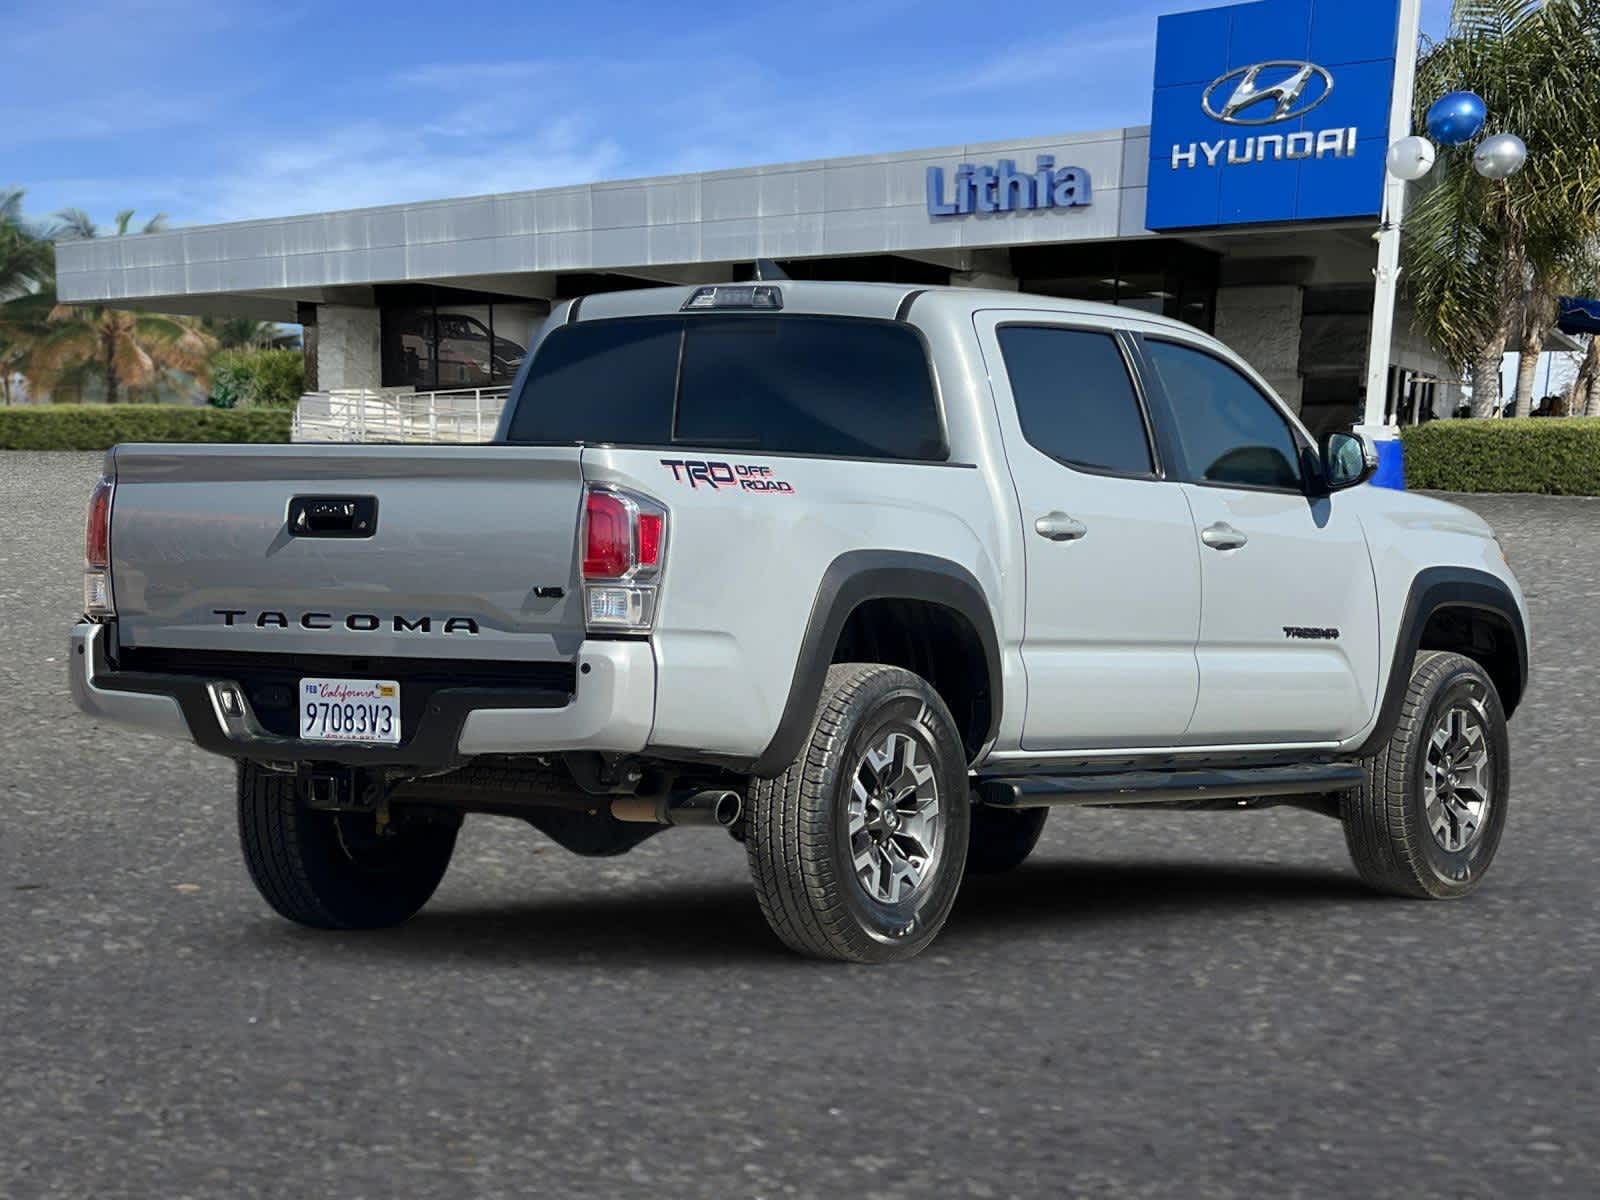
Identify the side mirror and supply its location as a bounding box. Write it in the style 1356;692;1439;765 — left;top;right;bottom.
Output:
1321;430;1379;492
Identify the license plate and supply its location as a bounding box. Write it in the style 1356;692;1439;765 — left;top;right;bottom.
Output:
299;678;401;744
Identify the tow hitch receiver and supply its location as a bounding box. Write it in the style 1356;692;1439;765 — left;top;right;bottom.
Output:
301;765;366;811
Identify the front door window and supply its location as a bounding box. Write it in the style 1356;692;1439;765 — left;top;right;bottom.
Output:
1144;339;1302;490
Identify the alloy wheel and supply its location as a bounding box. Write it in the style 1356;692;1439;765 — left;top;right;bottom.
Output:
847;730;941;904
1423;701;1494;853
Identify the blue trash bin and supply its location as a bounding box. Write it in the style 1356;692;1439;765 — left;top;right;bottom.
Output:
1370;435;1406;489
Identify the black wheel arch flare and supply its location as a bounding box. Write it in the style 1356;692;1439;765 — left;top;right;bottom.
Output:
1356;565;1529;757
751;550;1003;778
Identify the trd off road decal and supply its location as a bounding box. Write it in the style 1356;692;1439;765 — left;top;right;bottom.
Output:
660;459;795;494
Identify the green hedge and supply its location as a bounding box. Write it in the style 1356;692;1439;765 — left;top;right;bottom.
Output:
1400;418;1600;495
0;404;292;450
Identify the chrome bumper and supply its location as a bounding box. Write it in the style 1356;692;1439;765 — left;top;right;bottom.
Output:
69;623;192;742
68;622;656;766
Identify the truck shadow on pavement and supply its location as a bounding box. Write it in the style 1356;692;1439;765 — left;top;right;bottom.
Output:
947;860;1372;941
250;860;1372;967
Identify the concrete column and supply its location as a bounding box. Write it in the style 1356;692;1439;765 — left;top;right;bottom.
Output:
296;302;318;392
315;305;382;391
1214;284;1304;413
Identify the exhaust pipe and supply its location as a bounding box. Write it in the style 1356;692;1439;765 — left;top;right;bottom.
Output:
611;788;743;828
673;789;743;828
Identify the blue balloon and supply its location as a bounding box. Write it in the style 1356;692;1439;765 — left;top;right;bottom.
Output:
1427;91;1487;146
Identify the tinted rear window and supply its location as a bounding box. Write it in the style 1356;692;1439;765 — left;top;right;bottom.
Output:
505;319;680;446
505;314;944;460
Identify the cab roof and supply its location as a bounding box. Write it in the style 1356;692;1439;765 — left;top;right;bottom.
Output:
565;279;1202;335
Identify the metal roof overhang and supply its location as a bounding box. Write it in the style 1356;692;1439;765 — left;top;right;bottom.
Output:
54;128;1164;317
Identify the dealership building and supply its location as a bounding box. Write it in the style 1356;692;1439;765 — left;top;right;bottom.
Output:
57;0;1458;436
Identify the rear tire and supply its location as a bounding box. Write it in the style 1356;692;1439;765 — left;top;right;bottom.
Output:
746;664;969;963
1343;651;1509;899
237;762;458;929
966;805;1048;875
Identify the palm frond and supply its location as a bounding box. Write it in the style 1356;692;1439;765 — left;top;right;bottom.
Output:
0;188;25;228
50;208;97;241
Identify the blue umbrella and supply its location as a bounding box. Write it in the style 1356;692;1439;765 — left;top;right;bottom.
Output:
1557;296;1600;335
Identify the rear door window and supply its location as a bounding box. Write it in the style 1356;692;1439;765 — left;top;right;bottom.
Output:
997;326;1155;476
505;314;944;460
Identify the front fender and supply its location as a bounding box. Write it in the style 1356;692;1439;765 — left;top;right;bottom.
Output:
1351;565;1529;757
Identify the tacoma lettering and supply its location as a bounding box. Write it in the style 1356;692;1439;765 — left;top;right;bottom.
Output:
213;609;479;635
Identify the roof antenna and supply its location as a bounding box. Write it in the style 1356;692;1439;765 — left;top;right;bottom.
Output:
753;258;790;281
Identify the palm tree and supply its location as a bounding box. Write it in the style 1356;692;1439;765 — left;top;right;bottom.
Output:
51;207;169;240
0;289;54;406
1565;277;1600;414
29;308;215;404
1403;0;1600;417
1572;335;1598;414
1;189;48;299
0;188;56;404
202;316;288;351
26;208;217;403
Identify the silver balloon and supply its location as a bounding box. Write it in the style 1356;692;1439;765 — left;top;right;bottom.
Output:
1473;133;1527;179
1385;135;1436;181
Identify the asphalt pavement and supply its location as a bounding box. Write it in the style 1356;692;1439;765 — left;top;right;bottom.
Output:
2;451;1596;1199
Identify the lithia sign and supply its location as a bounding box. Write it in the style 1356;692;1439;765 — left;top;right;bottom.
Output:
926;156;1092;217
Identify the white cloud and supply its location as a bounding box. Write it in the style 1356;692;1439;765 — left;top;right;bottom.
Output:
937;32;1154;97
393;61;553;89
197;118;625;222
17;0;1294;230
0;0;244;149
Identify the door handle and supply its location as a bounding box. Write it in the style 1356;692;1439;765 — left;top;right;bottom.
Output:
1200;521;1248;551
1034;512;1088;542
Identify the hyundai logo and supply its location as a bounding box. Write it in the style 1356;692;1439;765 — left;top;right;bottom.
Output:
1202;61;1334;125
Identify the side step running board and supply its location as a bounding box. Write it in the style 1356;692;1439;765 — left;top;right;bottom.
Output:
976;762;1365;812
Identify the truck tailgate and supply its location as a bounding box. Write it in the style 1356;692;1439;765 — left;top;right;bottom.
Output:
107;444;585;662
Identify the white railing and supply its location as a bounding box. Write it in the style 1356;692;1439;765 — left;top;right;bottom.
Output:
292;386;511;444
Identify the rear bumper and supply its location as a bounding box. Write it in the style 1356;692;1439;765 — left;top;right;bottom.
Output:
70;623;192;741
68;622;655;768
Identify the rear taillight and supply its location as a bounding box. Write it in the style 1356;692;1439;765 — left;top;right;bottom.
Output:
581;484;667;634
583;490;633;580
84;476;115;618
637;512;664;568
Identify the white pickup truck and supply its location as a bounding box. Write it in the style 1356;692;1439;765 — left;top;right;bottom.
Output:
71;279;1529;962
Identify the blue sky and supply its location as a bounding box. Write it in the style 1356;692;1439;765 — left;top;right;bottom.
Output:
3;0;1453;230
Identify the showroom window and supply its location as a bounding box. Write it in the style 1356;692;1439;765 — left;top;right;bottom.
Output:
380;286;545;390
1011;241;1219;332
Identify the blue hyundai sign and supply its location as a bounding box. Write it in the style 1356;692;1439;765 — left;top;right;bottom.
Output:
1146;0;1401;230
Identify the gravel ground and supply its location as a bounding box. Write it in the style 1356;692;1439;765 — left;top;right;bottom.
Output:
1;452;1596;1199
